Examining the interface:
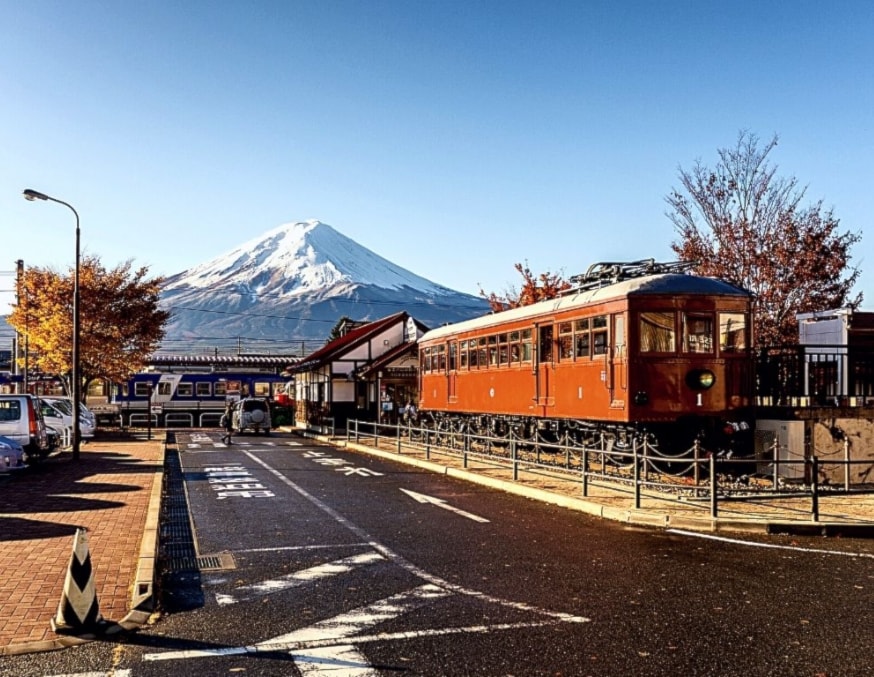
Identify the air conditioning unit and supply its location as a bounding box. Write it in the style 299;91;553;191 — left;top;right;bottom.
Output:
755;420;805;480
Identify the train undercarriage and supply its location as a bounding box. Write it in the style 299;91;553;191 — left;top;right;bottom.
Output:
407;410;755;476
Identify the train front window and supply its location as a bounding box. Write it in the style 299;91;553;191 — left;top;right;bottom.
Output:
720;312;748;353
640;312;676;353
683;313;714;353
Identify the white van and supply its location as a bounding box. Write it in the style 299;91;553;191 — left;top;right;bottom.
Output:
0;394;50;460
39;398;96;440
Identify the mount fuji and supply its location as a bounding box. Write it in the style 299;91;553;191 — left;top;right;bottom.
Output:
160;220;490;347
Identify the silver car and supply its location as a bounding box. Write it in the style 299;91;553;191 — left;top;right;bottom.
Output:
232;397;272;435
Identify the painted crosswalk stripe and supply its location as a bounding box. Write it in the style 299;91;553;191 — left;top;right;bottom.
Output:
215;551;385;605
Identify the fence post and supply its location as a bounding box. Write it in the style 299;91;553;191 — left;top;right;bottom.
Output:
354;419;359;444
425;428;431;460
396;421;402;454
710;454;718;518
564;432;570;469
844;438;850;492
633;438;641;509
772;436;780;491
693;438;701;488
582;445;589;497
810;456;820;522
511;438;518;481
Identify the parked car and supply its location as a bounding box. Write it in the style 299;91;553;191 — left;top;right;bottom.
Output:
41;397;98;429
0;394;50;461
38;397;96;441
0;435;26;473
232;397;272;435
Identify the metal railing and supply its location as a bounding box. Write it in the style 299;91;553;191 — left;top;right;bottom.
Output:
338;419;872;522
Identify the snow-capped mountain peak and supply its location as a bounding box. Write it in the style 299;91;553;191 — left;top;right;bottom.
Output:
160;219;489;343
163;220;456;299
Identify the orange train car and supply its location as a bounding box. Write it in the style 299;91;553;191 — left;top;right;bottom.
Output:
417;260;755;456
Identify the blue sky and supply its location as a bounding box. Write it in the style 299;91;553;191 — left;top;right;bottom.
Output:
2;0;872;317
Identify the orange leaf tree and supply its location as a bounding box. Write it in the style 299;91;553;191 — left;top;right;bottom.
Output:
480;262;571;311
667;131;862;347
8;255;170;395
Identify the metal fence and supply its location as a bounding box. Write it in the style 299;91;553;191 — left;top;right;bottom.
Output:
337;419;871;522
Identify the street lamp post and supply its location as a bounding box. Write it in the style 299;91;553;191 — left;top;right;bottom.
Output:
22;189;81;461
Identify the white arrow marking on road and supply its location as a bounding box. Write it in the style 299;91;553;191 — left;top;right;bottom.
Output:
400;488;490;523
215;551;385;605
337;467;384;477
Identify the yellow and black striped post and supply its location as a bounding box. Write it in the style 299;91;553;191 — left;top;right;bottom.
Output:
51;527;104;634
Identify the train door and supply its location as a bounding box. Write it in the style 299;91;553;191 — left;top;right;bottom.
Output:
609;313;627;408
536;324;554;406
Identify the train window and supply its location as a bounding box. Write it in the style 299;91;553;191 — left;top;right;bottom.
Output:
196;382;211;397
592;316;608;355
640;312;676;352
719;312;747;352
177;382;193;397
157;382;172;396
478;338;487;368
437;345;446;372
614;315;626;357
134;382;151;397
509;331;521;364
539;325;553;363
558;323;573;361
521;328;532;362
573;319;590;358
488;335;498;366
253;382;271;397
683;313;714;353
460;341;468;369
449;342;457;371
496;334;507;365
215;381;228;396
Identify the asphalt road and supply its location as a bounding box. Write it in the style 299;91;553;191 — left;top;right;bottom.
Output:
5;431;873;677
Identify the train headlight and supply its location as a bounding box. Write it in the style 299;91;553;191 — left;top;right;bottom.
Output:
686;369;716;390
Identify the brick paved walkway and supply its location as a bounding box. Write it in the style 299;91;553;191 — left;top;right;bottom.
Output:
0;437;163;655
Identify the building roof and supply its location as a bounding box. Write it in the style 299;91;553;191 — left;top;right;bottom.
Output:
148;354;298;369
292;312;409;372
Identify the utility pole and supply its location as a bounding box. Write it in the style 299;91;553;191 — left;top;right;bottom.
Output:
15;260;27;394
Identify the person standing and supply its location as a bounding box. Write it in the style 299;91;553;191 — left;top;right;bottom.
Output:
220;403;234;444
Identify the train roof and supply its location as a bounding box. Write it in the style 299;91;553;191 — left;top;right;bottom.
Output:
420;273;749;342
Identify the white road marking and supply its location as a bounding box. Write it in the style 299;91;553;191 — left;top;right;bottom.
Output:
145;451;591;671
337;467;384;477
667;529;874;558
400;488;490;523
215;552;385;605
45;672;132;677
235;543;372;554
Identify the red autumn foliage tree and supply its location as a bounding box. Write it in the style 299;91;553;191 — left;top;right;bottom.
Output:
666;131;862;348
480;262;571;311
